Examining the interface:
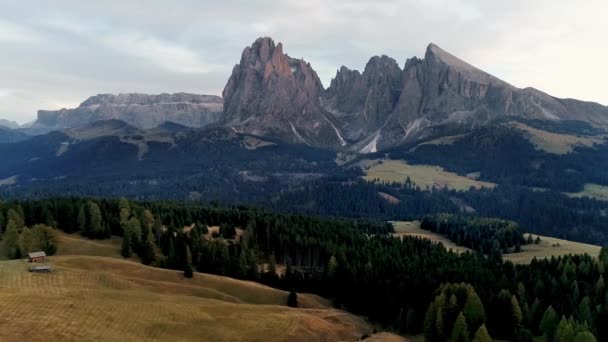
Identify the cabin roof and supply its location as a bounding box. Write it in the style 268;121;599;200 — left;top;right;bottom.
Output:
28;251;47;258
31;265;52;270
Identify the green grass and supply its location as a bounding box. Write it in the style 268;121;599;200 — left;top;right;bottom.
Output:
363;159;495;191
566;183;608;201
504;234;601;264
509;122;603;154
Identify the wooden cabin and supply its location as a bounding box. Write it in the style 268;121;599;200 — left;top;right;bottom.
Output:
30;265;52;273
27;251;47;263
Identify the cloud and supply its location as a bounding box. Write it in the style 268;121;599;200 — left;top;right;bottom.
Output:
99;33;226;74
0;0;607;123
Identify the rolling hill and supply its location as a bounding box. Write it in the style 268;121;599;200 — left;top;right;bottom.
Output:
0;233;405;342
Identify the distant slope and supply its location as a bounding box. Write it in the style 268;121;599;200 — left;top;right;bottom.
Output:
0;255;381;341
0;122;340;201
0;126;28;143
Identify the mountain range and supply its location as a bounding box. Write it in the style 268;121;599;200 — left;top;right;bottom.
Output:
3;37;608;246
19;37;608;153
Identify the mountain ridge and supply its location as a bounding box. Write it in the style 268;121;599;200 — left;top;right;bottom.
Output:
26;37;608;153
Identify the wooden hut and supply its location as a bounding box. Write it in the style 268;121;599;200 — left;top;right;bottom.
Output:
30;265;52;273
27;251;47;263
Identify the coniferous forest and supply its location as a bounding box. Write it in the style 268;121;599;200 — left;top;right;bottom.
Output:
0;198;605;341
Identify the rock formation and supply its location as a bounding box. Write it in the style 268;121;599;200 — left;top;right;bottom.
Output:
222;37;344;148
33;93;223;131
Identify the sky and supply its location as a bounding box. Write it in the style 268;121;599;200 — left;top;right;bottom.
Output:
1;0;607;124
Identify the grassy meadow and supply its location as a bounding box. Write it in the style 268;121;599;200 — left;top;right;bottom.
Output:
363;159;495;191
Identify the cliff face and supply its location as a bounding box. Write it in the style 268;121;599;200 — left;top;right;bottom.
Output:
34;93;223;131
222;37;344;148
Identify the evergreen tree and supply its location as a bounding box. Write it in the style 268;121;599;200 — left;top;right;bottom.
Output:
555;317;575;342
463;288;486;335
19;227;36;255
449;312;469;342
573;332;597;342
88;201;104;238
184;246;194;278
34;224;57;255
77;204;87;235
121;233;132;258
577;297;592;325
511;295;523;327
287;290;298;308
0;210;5;234
4;219;20;259
472;324;492;342
539;306;559;342
7;208;24;231
126;217;142;251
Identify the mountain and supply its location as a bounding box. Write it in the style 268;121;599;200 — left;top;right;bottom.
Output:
222;37;345;148
322;43;608;152
0;126;28;143
0;119;20;129
31;93;223;132
222;38;608;152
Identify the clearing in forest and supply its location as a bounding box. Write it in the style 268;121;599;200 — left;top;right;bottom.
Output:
363;159;495;191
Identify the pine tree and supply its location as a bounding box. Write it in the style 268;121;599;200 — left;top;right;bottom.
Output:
184;246;194;278
472;324;492;342
327;255;339;277
511;295;523;327
88;201;103;238
0;210;5;234
77;204;87;235
573;331;597;342
127;217;142;251
121;232;132;258
267;253;277;276
7;209;24;231
449;312;469;342
35;224;58;255
463;288;485;335
539;306;559;342
287;290;298;308
4;219;20;259
19;227;36;255
555;317;575;342
577;297;592;325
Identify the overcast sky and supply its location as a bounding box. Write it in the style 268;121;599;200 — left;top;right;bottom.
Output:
1;0;607;124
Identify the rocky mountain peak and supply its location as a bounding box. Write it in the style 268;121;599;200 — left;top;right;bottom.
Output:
221;37;341;148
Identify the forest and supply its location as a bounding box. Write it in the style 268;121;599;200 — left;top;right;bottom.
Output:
420;214;529;254
0;197;604;341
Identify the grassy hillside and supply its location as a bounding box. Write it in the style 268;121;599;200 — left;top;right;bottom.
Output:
363;159;495;191
0;255;387;341
392;221;601;264
0;231;409;341
566;183;608;201
509;122;603;154
505;234;601;264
